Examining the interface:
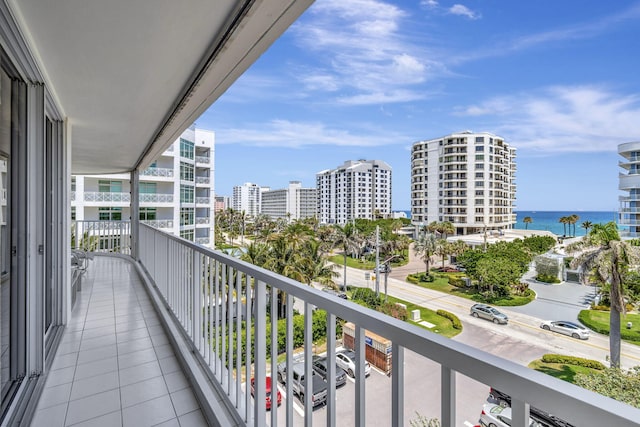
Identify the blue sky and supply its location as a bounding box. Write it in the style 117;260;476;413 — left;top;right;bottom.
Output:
198;0;640;212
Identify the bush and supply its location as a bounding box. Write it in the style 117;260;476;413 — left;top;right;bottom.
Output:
510;282;529;296
436;309;462;330
541;354;606;370
379;301;408;321
536;274;561;284
448;277;466;288
407;273;434;283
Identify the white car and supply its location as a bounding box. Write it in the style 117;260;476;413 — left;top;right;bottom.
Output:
540;320;590;340
480;403;542;427
336;349;371;378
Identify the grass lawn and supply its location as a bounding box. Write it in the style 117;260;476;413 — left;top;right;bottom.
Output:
383;295;461;338
408;273;535;306
578;310;640;344
329;253;409;270
528;360;600;384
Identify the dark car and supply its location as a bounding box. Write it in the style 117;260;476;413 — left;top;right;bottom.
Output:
312;357;347;387
321;287;348;299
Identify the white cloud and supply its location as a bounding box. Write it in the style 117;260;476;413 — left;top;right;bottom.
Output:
448;4;481;20
290;0;444;105
457;86;640;153
215;119;409;148
421;0;438;8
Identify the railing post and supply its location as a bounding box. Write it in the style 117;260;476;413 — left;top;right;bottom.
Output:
254;280;267;427
441;366;456;427
355;325;366;426
511;398;530;427
391;343;404;427
130;170;139;260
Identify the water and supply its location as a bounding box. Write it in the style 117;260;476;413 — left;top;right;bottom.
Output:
514;211;617;236
402;210;618;236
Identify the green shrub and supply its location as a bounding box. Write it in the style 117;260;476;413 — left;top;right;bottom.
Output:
379;301;408;321
407;273;434;283
448;277;466;288
541;354;605;370
536;274;561;283
436;309;462;330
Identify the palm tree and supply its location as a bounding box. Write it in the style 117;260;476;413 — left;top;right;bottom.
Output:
435;239;452;268
523;216;532;230
581;220;593;235
559;216;569;236
414;233;437;275
568;222;640;367
332;224;361;291
441;221;455;239
569;214;580;236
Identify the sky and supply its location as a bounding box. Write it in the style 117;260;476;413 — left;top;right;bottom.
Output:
198;0;640;212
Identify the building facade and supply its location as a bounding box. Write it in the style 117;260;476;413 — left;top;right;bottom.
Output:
618;141;640;238
260;181;317;221
232;182;264;217
411;131;516;235
316;160;392;224
214;195;231;212
72;126;216;247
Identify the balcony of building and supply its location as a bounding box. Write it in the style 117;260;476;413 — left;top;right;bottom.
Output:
57;222;640;427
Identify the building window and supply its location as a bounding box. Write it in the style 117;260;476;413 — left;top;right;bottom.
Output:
71;177;76;191
180;185;194;203
140;208;157;221
180;138;194;159
71;206;76;220
180;208;194;226
98;207;122;220
180;162;194;181
139;182;157;194
180;229;194;241
475;146;484;152
99;180;122;193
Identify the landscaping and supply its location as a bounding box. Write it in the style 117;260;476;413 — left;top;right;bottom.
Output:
528;354;604;383
578;309;640;344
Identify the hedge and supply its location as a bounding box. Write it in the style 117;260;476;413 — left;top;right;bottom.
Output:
541;354;605;370
436;309;462;330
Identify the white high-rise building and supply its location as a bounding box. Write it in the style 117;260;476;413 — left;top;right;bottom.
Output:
411;131;516;235
232;182;264;217
618;141;640;238
72;126;215;247
261;181;317;221
316;160;392;224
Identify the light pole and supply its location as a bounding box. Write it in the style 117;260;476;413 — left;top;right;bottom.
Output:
375;225;380;297
383;254;399;302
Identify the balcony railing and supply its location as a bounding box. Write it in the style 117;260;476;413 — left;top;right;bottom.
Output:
141;167;174;178
72;221;640;427
196;217;210;225
139;193;174;203
196;176;211;184
141;219;174;229
83;191;130;203
195;237;210;245
195;155;210;164
196;197;210;204
71;220;132;255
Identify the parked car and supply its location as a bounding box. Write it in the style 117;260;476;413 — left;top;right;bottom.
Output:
250;376;281;410
277;362;327;408
488;389;575;427
312;357;347;387
321;287;348;299
540;320;590;340
336;349;371;378
373;264;391;273
470;303;509;324
480;403;542;427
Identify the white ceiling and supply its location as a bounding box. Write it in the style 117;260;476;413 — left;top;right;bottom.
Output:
10;0;312;174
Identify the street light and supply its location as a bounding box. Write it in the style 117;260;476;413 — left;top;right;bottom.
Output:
383;254;400;302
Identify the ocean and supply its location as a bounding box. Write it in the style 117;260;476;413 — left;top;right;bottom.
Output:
401;210;618;236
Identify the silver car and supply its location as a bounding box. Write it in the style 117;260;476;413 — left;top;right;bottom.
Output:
336;349;371;378
540;320;590;340
470;303;508;324
480;403;542;427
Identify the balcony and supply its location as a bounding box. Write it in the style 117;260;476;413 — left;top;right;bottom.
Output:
195;197;211;205
195;155;210;164
195;176;211;185
139;193;174;204
41;221;640;426
142;219;174;229
141;167;175;178
83;191;131;203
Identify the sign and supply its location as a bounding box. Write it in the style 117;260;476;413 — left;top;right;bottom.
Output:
365;336;372;346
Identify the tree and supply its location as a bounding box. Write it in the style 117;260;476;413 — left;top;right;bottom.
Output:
568;221;640;367
575;366;640;408
523;216;532;230
559;216;569;236
414;233;437;274
434;239;452;268
569;214;579;236
476;257;521;295
331;224;361;291
581;220;593;235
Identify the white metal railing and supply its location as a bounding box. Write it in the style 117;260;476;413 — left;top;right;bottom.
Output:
139;193;174;203
195;237;210;245
196;176;211;184
70;190;75;201
141;167;174;178
196;217;210;225
83;191;130;203
196;197;210;204
135;224;640;427
141;219;174;229
195;155;210;164
71;220;131;255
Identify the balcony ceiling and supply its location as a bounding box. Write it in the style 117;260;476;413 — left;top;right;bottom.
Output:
9;0;312;174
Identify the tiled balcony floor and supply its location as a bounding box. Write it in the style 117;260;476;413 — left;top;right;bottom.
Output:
32;256;208;427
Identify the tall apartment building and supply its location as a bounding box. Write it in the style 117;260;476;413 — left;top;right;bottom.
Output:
411;131;516;235
72;126;216;247
214;195;231;212
261;181;317;221
316;160;392;225
618;141;640;238
232;182;264;217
